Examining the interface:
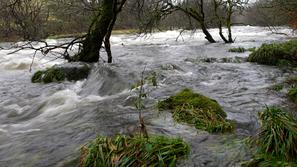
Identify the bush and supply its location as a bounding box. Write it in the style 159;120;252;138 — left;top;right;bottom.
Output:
80;135;190;167
158;89;233;133
228;47;246;53
246;107;297;166
248;40;297;66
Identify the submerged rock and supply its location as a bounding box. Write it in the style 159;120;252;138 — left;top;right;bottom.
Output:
32;62;91;83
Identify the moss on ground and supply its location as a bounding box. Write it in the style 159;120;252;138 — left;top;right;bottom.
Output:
158;89;234;133
248;40;297;66
80;135;190;167
244;107;297;166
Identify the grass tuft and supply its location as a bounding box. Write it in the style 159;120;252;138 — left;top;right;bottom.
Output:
80;135;190;167
245;107;297;166
158;89;233;133
228;47;246;53
288;87;297;102
248;40;297;66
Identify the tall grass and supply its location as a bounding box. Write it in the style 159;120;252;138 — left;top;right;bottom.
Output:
80;135;190;167
245;107;297;166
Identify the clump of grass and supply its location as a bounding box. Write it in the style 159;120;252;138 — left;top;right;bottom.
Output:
257;107;297;159
80;135;190;167
271;84;284;91
248;40;297;66
158;89;233;133
285;77;297;87
246;107;297;166
228;47;246;53
288;87;297;102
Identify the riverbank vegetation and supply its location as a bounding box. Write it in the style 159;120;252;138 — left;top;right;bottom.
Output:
158;89;234;133
245;107;297;166
80;135;190;167
248;40;297;66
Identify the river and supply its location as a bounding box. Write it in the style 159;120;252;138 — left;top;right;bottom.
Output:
0;26;296;167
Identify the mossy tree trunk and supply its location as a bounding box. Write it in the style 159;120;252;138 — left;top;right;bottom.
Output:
75;0;115;62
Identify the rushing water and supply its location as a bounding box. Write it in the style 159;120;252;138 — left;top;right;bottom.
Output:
0;26;296;167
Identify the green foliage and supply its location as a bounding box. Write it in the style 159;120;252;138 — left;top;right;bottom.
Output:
271;84;284;91
288;87;297;102
42;68;66;83
80;135;190;167
228;47;246;53
246;107;297;166
31;68;65;83
31;71;44;83
257;107;297;159
247;47;256;52
248;40;297;66
158;89;233;133
285;77;297;87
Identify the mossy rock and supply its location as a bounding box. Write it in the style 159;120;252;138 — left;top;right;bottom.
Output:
158;89;233;133
248;40;297;66
31;62;90;83
80;135;190;167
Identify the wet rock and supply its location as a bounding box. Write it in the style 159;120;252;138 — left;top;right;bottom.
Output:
32;62;91;83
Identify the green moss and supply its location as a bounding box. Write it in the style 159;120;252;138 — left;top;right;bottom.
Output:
31;71;44;83
248;40;297;66
228;47;246;53
31;68;65;83
80;135;190;167
246;107;297;166
288;87;297;102
42;68;66;83
158;89;233;133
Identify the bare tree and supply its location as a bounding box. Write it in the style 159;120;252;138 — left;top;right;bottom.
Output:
3;0;49;40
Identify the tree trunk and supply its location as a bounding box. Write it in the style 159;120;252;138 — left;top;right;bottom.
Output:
213;0;228;43
200;22;216;43
226;0;234;43
74;0;115;62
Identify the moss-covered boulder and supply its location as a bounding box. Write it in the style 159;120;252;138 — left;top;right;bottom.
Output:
248;40;297;66
80;135;190;167
158;89;233;133
32;62;91;83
